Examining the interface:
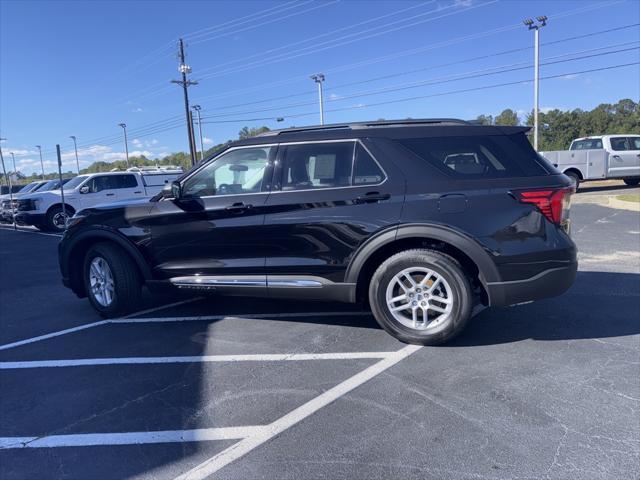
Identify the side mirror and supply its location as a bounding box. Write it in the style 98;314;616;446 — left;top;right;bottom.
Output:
79;185;90;194
171;180;182;199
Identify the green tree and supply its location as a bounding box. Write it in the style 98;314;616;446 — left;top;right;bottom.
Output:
494;109;520;126
238;126;270;139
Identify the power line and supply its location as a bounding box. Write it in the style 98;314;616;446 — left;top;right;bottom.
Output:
198;45;639;119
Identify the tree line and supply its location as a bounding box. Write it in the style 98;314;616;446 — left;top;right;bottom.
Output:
9;98;639;184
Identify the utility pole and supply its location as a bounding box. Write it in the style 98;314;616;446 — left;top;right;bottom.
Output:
35;145;45;179
192;105;205;162
523;16;547;151
171;38;198;166
310;73;325;125
0;139;17;230
118;123;130;168
69;136;81;174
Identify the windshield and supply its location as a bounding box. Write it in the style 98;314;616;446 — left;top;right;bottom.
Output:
62;175;89;190
17;182;39;193
33;180;60;192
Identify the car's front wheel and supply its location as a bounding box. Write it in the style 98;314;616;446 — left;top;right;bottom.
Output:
369;249;473;345
84;243;142;317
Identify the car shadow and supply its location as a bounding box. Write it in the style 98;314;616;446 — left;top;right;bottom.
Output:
577;183;638;194
450;270;640;346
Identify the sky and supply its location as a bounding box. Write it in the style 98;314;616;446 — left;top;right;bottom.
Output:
1;0;639;175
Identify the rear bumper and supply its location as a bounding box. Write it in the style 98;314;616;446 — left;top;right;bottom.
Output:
486;262;577;307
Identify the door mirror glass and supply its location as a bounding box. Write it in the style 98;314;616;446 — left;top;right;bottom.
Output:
79;185;90;194
171;181;182;199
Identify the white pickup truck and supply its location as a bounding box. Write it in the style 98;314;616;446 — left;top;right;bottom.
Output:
540;135;640;188
15;169;182;231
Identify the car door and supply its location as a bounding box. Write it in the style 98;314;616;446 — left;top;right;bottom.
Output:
261;139;404;285
113;173;145;200
77;175;120;208
147;145;276;283
608;137;638;177
624;136;640;176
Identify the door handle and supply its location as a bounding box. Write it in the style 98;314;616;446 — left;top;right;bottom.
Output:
134;191;142;194
612;155;622;160
106;193;115;196
225;202;252;213
355;192;391;204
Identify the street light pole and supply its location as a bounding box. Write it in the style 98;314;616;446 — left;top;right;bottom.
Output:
310;73;325;125
35;145;45;179
524;16;547;152
118;123;130;168
69;136;81;174
192;105;205;162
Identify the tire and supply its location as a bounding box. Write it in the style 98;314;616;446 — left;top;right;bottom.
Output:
565;171;581;190
623;178;639;186
84;242;142;318
45;205;74;232
369;249;473;345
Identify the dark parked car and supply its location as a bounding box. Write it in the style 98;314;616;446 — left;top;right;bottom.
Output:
59;119;577;345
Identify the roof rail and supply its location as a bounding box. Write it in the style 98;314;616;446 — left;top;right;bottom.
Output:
257;118;470;136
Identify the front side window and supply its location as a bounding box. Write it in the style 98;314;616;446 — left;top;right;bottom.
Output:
281;142;354;191
610;137;629;151
182;146;271;197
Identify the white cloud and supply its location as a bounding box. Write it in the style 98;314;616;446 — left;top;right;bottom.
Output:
132;107;143;113
454;0;473;6
132;138;143;148
561;74;579;81
329;93;341;100
540;106;560;114
202;137;214;145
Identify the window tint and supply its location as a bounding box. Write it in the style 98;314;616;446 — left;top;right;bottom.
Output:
119;174;138;188
182;147;271;197
398;133;546;178
281;142;354;191
353;143;385;185
628;137;640;150
571;139;603;150
610;137;629;151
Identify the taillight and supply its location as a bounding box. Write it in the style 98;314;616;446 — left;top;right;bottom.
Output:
516;187;573;227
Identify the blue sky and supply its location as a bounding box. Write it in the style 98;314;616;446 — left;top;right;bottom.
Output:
1;0;639;175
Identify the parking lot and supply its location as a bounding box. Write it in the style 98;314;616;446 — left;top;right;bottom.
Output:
1;183;638;480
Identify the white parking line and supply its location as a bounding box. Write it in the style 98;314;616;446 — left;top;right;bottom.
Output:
0;225;62;237
0;298;200;351
174;344;422;480
0;310;370;351
0;351;392;369
0;426;264;449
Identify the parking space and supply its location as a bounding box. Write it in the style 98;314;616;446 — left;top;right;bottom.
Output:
1;188;638;480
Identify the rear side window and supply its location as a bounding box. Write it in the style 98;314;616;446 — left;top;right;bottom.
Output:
398;134;547;178
281;142;354;190
610;137;629;151
353;143;386;185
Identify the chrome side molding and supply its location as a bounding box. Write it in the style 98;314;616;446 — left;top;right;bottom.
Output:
169;275;328;289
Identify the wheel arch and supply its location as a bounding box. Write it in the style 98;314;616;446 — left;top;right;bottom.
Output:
64;229;152;297
346;224;500;305
562;168;583;180
47;202;76;216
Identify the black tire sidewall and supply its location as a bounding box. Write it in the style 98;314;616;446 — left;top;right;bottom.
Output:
369;250;473;345
46;206;72;232
83;243;141;317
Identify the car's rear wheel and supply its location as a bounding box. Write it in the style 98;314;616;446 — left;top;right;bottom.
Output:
623;178;639;186
369;249;473;345
565;171;581;190
84;243;142;317
45;205;73;232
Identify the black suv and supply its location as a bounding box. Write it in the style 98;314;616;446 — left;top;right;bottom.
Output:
59;119;577;345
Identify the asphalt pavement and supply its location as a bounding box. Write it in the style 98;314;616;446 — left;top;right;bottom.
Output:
0;185;638;480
